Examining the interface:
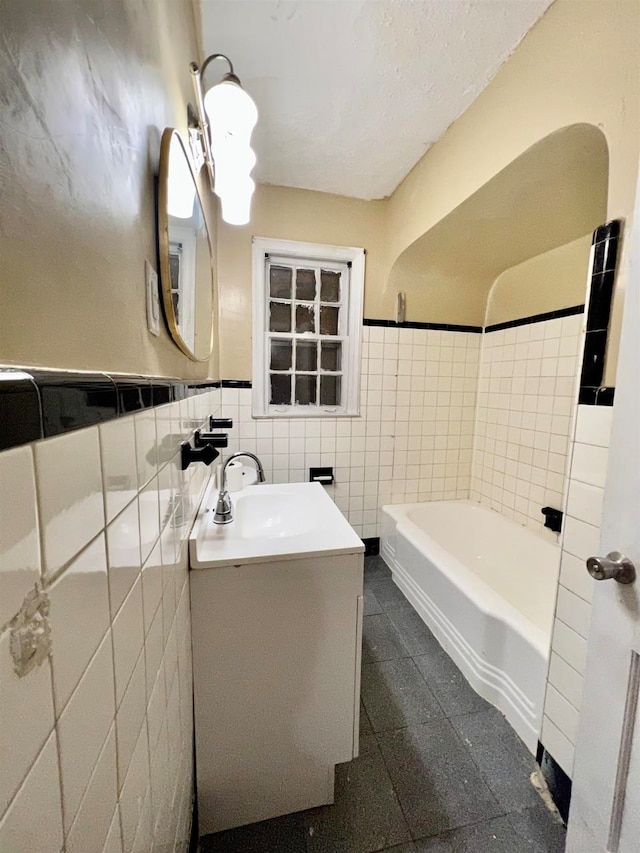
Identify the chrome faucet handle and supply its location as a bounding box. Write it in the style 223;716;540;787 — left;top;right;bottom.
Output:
213;490;233;524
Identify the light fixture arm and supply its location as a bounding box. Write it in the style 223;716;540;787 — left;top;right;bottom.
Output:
188;52;258;226
190;59;216;188
190;54;240;189
200;53;237;82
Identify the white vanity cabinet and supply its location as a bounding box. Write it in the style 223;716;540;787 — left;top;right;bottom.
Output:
189;482;364;834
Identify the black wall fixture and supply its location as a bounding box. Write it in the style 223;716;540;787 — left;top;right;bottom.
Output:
578;219;621;407
541;506;563;534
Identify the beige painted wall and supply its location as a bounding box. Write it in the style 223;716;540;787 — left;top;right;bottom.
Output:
0;0;219;380
388;124;607;327
216;184;385;379
217;1;637;383
486;235;593;327
386;0;639;384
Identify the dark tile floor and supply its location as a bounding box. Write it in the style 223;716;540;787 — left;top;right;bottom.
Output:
201;555;566;853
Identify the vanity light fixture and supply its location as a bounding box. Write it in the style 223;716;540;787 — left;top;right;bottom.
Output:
189;54;258;226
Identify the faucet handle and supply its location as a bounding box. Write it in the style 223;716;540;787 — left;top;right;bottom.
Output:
180;441;219;471
194;430;228;448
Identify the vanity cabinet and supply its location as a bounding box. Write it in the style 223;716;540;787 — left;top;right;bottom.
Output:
189;482;364;834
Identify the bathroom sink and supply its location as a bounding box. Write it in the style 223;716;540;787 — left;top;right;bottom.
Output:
189;481;363;568
234;491;314;540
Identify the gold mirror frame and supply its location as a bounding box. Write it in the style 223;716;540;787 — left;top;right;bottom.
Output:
157;128;214;362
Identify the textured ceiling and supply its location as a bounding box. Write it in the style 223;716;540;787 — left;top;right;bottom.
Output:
198;0;554;200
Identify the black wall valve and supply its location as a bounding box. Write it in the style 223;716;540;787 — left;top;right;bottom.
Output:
194;430;228;448
181;441;219;471
541;506;563;534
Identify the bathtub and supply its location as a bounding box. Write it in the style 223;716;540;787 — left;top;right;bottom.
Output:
381;500;560;753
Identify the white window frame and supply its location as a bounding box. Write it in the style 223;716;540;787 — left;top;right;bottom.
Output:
168;225;197;352
252;237;365;418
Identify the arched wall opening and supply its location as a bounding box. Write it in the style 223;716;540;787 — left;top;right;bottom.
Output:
386;124;609;329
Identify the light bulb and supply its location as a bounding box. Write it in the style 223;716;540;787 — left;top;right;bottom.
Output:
213;144;256;199
204;79;258;143
220;178;255;226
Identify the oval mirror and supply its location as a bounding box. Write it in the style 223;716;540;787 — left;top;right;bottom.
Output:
157;128;214;361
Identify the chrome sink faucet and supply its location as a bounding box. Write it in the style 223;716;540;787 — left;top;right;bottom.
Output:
213;452;266;525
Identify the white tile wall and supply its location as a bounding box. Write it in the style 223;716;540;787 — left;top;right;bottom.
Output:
0;386;220;852
0;445;41;628
223;326;481;538
0;731;64;853
223;316;594;780
34;427;105;578
541;403;613;777
471;314;583;537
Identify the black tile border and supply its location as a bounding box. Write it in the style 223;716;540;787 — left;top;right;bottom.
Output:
586;270;616;331
220;379;252;388
484;304;584;334
363;318;483;333
3;219;622;453
362;536;380;556
580;330;608;388
364;305;586;336
592;219;620;244
0;367;221;453
596;386;615;406
578;218;622;404
536;741;572;824
579;385;615;406
0;371;42;452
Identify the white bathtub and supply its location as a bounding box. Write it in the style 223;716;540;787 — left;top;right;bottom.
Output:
381;499;560;753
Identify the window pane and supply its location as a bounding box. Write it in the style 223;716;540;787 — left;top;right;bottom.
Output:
295;304;315;334
296;341;317;372
320;375;341;406
270;339;292;371
270;301;291;333
321;341;341;372
270;266;292;299
320;270;340;302
169;253;180;291
270;374;291;405
320;306;339;335
296;269;316;301
295;374;317;405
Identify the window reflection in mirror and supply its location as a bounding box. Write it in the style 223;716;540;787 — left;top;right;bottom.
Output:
158;128;214;361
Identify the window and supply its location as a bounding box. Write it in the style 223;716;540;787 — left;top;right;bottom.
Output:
252;238;365;417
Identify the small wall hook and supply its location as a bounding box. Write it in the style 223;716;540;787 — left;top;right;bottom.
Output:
181;441;219;470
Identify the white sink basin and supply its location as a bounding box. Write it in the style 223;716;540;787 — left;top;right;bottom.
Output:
234;492;314;540
189;481;364;568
